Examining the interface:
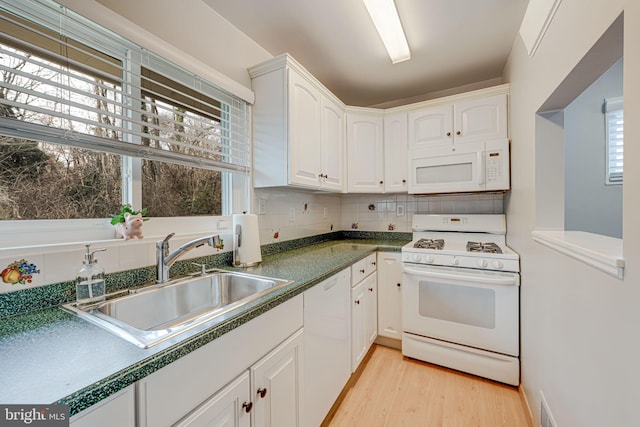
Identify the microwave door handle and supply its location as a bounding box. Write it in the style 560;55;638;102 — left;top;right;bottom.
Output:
476;151;485;186
403;267;518;286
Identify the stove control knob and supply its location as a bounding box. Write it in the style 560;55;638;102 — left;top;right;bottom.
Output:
450;258;459;266
477;259;488;268
412;254;422;263
424;255;435;264
492;260;504;269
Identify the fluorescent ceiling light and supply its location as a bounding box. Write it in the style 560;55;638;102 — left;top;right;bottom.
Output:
363;0;411;64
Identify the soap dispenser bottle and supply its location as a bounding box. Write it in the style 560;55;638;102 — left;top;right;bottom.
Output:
76;244;107;306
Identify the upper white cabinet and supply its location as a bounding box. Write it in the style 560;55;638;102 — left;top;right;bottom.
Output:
320;95;346;191
408;93;508;149
383;111;408;193
346;108;384;193
250;54;345;192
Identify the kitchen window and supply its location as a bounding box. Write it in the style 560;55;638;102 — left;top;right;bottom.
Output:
0;0;250;245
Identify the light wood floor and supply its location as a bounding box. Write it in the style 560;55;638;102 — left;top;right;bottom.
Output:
327;345;532;427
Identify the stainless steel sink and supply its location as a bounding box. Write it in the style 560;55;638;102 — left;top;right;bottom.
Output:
63;270;293;348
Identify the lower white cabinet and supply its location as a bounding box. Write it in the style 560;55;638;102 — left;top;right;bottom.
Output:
176;329;303;427
251;329;304;427
376;252;403;340
137;295;303;427
351;271;377;371
175;373;251;427
303;268;351;427
70;385;135;427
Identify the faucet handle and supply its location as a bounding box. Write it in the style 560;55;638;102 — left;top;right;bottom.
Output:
191;262;207;275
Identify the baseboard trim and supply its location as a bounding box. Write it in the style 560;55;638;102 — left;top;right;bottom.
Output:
519;384;535;427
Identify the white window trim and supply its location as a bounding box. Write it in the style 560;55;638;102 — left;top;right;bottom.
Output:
0;0;251;253
604;96;623;185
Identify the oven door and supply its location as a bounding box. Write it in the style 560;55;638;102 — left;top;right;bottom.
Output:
402;263;519;356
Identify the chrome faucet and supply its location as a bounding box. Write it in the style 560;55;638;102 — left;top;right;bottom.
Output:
156;233;221;283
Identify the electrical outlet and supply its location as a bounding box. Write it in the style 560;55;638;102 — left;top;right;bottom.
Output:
258;198;266;214
396;205;405;216
323;207;328;218
289;207;296;222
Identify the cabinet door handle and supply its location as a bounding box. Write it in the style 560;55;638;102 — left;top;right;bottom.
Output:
456;130;461;135
446;132;452;137
368;287;374;292
372;261;376;266
257;388;268;398
397;282;401;287
242;402;253;413
355;299;360;305
360;269;365;274
379;180;384;185
402;179;406;183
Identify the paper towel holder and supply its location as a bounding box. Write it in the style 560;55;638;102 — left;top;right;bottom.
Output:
233;221;261;267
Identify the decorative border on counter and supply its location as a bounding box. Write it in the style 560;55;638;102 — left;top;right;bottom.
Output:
0;231;407;319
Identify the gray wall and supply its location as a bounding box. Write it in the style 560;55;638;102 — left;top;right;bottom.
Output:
564;59;623;238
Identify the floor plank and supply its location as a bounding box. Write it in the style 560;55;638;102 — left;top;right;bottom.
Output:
328;345;531;427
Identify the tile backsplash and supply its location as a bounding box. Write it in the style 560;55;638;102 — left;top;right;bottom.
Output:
255;189;504;241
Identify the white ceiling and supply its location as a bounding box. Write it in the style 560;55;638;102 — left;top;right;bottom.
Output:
203;0;529;107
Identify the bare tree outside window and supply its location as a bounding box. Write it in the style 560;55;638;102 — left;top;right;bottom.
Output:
0;41;223;220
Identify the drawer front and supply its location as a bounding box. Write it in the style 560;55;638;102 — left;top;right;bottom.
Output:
351;258;368;286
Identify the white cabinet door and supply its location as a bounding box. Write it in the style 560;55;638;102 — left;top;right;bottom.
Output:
174;373;251;427
384;111;408;192
303;269;351;427
351;278;367;371
250;55;345;192
320;95;345;191
70;385;135;427
376;252;402;340
346;111;384;193
351;273;377;371
408;93;508;148
364;274;378;349
289;70;322;188
453;94;508;144
408;104;453;149
251;329;304;427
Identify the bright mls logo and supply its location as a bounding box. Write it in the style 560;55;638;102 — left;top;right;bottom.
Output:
0;405;68;426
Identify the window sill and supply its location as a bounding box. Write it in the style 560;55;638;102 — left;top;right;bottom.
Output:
531;230;624;279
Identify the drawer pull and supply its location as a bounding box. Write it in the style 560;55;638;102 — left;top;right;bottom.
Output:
257;388;268;398
243;402;253;413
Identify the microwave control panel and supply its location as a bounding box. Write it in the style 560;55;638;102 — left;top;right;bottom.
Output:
485;139;510;190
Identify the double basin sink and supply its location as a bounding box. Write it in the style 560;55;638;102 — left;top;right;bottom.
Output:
63;270;293;348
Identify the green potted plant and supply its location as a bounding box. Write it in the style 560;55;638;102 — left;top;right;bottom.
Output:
110;204;149;240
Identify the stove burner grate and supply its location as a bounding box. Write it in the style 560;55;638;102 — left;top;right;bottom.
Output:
413;238;445;250
466;241;503;254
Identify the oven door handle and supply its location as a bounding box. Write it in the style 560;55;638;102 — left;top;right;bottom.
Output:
403;267;518;286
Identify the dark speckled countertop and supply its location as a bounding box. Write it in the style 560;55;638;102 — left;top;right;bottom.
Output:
0;238;407;416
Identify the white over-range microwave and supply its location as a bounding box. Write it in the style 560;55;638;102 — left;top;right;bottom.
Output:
408;139;510;195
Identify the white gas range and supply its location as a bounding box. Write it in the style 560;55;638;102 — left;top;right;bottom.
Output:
401;214;521;386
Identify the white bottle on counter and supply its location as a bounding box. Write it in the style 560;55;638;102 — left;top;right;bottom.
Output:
76;244;107;306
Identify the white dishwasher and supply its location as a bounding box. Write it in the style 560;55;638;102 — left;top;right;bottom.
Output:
303;268;352;427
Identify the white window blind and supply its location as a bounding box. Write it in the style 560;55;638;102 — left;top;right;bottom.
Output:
604;97;623;184
0;0;250;175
